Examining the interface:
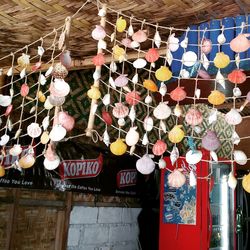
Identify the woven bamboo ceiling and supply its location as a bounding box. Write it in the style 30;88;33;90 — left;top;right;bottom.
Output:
0;0;250;67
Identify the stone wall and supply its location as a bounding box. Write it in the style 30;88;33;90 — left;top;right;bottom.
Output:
67;206;141;250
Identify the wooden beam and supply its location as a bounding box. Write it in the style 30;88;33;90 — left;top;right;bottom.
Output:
216;100;250;110
55;210;65;250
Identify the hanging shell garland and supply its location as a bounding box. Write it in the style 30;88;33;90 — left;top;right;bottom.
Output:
185;108;203;126
49;124;67;142
91;25;106;40
112;103;129;119
110;138;127;156
152;140;167;156
27;122;42;138
174;104;183;117
155;66;172;82
49;79;70;97
214;52;230;69
133;58;147;69
132;30;147;43
125;91;140;105
208;90;225;106
168;125;185;143
242;173;250;193
158;159;166;169
230;33;250;53
145;48;159;63
125;127;139;146
228;69;246;84
202;130;221;151
136;154;155;175
87;85;101;100
168;169;186;188
143;79;158;92
225;108;242;125
121;38;132;48
92;53;105;66
153;102;171;120
170;87;187;102
48;95;65;107
116;16;127;32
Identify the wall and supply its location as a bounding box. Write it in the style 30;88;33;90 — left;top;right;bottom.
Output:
68;206;141;250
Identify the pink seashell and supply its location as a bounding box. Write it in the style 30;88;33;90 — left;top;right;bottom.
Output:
201;38;212;54
31;62;42;71
48;95;65;106
202;130;221;151
91;25;106;40
60;50;72;68
92;53;105;66
125;91;140;105
121;38;132;48
170;87;187;102
132;30;147;43
45;143;57;161
27;122;42;138
20;83;29;97
230;33;250;53
112;103;129;119
185;108;203;126
198;69;211;79
152;140;167;156
58;111;75;131
49;79;70;97
145;48;159;63
52;63;68;79
114;74;128;87
4;104;13;116
168;169;186;188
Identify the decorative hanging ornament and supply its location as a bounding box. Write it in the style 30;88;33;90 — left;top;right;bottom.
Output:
185;150;202;165
125;127;139;146
52;63;68;79
168;125;185;144
228;171;237;190
168;33;179;52
225;108;242;125
116;16;127;32
102;110;112;125
27;122;42;138
182;51;197;67
110;138;127;156
213;52;230;69
58;111;75;131
92;53;105;66
114;74;128;87
136;154;155;175
112;45;126;62
133;58;147;69
17;53;30;68
60;50;72;68
174;104;183;117
19;153;35;169
153;30;161;48
233;150;247;165
125;91;140;105
0;95;12;107
168;169;186;188
132;30;147;43
49;79;70;97
201;38;212;54
0;134;9;146
20;83;29;97
121;38;132;48
143;116;154;131
153;102;171;120
49;124;67;142
128;24;134;36
170;86;187;102
152;140;167;156
189;170;197;187
92;25;106;40
202;130;221;151
170;146;179;165
216;70;225;89
9;144;22;156
103;129;110;147
143;79;158;92
217;32;226;44
158;158;166;169
40;131;50;145
155;66;172;82
159;82;167;96
230;33;250;53
129;106;136;122
185;108;203;126
145;48;160;63
4;105;13;116
87;85;101;100
48;95;65;107
208;90;225;106
112;103;129;119
228;69;246;84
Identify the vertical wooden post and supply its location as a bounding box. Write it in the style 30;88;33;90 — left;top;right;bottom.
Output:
55;210;65;250
86;4;107;137
0;71;6;94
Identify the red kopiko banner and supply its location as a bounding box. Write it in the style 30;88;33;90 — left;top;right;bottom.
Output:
117;169;137;188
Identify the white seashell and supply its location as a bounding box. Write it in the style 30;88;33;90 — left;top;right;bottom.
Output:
235;54;240;69
153;102;171;120
228;171;237;189
225;108;242;125
168;33;179;52
160;120;167;133
182;51;197;67
217;33;226;44
125;127;139;146
129;106;136;122
42;116;50;130
49;124;67;142
0;117;2;127
103;129;110;147
44;156;60;170
130;41;140;48
123;86;131;92
159;82;167;96
102;94;111;106
233;150;247;165
110;62;117;72
201;53;209;70
118;118;125;127
30;106;36;114
210;151;218;162
136;154;155;175
194;126;202;134
128;24;134;36
233;87;241;97
92;104;98;115
93;69;101;81
9;88;14;98
130;145;136;155
44;98;53;110
151;62;155;68
189;170;197;187
0;134;9;146
98;8;106;17
132;73;138;84
14;129;22;139
186;150;202;165
180;69;190;78
27;122;42;138
45;66;53;77
7;119;13;131
232;131;240;145
7;67;13;76
0;95;12;107
110;32;115;42
39;74;46;85
38;46;45;56
174;104;183;117
195;88;201;99
142;133;149;145
208;109;217;125
133;58;147;69
216;70;225;89
154;30;161;48
143;116;154;132
170;146;179;165
180;37;188;48
109;77;116;89
20;68;26;79
166;49;173;66
9;144;22;156
145;95;152;104
158;158;166;169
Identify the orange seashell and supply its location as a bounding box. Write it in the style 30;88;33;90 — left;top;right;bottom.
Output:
208;90;225;106
170;87;187;102
20;83;29;97
152;140;167;156
145;48;159;63
230;33;250;53
228;69;246;84
143;79;158;92
92;53;105;66
185;108;203;126
132;30;147;43
125;91;141;105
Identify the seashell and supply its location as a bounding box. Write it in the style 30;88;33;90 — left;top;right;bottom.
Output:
185;108;203;126
108;77;116;89
208;109;218;124
125;91;140;105
121;38;132;48
217;33;226;44
44;156;60;170
52;63;68;79
168;33;179;52
130;41;140;48
102;93;111;106
210;151;218;162
215;70;225;89
58;111;75;131
7;119;13;131
180;37;188;48
168;125;185;144
189;170;197;186
4;104;13;116
154;30;161;48
145;95;153;104
155;66;172;82
195;89;201;99
170;146;179;165
186;150;202;165
112;45;126;61
143;79;158;92
242;173;250;193
49;79;70;97
98;39;107;50
233;87;242;97
118;118;125;127
230;33;250;53
159;82;167;96
31;62;42;71
14;129;22;139
136;154;155;175
125;127;139;146
233;150;247;165
174;104;183;117
19;154;35;169
87;85;101;100
0;94;12;107
112;103;129;119
198;69;211;80
45;66;53;77
202;130;221;151
29;106;36;114
143;116;154;132
182;51;197;67
225;108;242;125
98;8;106;17
142;133;149;145
232;131;241;145
153;102;171;120
60;50;72;68
27;122;42;138
132;30;147;43
7;67;13;77
9;144;22;156
93;68;101;80
92;53;105;66
38;91;46;103
110;62;117;72
17;53;30;68
170;87;187;102
114;74;128;87
132;73;138;84
9;88;14;97
20;68;26;79
133;58;147;69
152;140;167;156
201;38;212;54
110;138;127;156
102;110;112;125
103;129;110;147
214;52;230;69
228;171;237;190
202;53;210;70
44;98;54;109
116;16;127;32
92;25;106;40
44;143;56;161
228;69;246;84
168;169;186;188
145;48;159;63
0;134;9;146
40;131;50;144
166;49;173;66
158;158;166;169
129;106;136;122
49;124;67;142
208;90;225;106
128;24;134;36
194;126;202;134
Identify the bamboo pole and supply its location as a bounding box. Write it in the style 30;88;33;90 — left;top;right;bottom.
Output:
86;4;107;137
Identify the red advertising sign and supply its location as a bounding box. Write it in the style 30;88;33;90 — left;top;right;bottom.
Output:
116;169;137;188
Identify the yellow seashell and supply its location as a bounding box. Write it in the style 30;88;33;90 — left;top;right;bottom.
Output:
112;45;126;61
143;79;158;92
17;53;30;68
18;154;35;169
155;66;172;81
168;125;185;143
38;91;46;102
116;17;127;33
242;173;250;193
110;138;127;156
0;165;5;177
208;90;225;106
41;131;50;144
213;52;230;69
87;85;101;100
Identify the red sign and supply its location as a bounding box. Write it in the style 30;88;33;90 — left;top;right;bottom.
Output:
59;154;103;180
117;169;137;188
